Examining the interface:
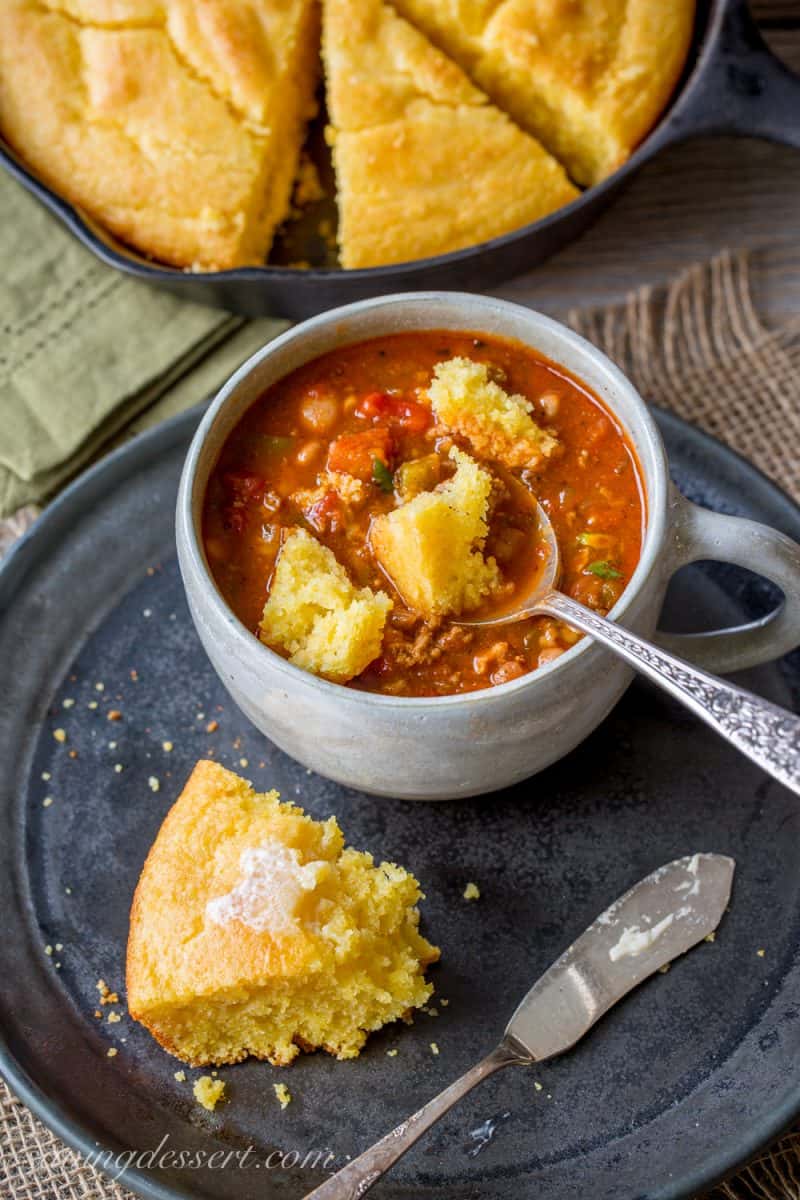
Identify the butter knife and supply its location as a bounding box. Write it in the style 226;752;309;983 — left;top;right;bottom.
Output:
304;852;735;1200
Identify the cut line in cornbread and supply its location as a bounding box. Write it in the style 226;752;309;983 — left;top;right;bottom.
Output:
428;357;559;470
127;761;440;1066
321;0;578;268
370;447;501;619
259;528;391;683
389;0;695;186
0;0;320;269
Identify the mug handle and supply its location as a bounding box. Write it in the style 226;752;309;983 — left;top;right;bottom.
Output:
654;487;800;674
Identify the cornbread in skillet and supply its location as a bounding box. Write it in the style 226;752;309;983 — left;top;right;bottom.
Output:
389;0;695;185
428;357;560;469
127;761;439;1066
259;528;392;682
0;0;320;269
321;0;578;268
370;448;501;619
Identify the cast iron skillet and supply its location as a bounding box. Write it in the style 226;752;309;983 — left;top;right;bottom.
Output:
2;0;799;319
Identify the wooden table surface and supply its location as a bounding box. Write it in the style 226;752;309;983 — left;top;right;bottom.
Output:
496;4;800;327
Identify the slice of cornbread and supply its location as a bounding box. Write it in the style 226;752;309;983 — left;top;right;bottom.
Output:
0;0;320;269
428;357;559;470
389;0;695;186
370;448;501;619
259;529;391;683
321;0;577;269
127;761;440;1066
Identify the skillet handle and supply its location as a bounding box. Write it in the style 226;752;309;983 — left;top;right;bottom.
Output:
669;0;800;150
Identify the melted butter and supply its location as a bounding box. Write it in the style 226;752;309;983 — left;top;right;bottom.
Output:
206;840;328;934
608;913;675;962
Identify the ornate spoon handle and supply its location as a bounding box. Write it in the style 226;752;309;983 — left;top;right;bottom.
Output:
539;590;800;797
303;1042;522;1200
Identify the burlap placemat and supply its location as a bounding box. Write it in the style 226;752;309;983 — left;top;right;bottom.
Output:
2;247;800;1199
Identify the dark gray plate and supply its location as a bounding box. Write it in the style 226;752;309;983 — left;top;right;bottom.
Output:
1;406;800;1200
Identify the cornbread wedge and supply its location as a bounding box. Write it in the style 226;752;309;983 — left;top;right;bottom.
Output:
428;357;559;469
370;448;501;618
0;0;320;269
321;0;578;268
259;528;392;682
127;761;440;1066
390;0;695;185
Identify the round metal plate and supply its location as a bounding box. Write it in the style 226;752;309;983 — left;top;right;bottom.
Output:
1;406;799;1200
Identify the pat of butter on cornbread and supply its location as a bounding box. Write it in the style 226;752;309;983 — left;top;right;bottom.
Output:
259;528;391;683
428;357;559;470
127;761;439;1067
370;447;501;619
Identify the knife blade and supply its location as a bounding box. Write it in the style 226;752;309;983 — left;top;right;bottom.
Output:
506;852;735;1062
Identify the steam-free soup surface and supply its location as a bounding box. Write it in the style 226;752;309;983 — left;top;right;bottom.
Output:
203;331;644;696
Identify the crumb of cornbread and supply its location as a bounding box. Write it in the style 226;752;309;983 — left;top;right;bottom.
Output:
174;1070;186;1082
97;980;119;1005
463;882;481;901
274;1083;292;1109
126;761;439;1067
259;529;391;682
194;1077;226;1112
428;358;559;470
370;448;501;619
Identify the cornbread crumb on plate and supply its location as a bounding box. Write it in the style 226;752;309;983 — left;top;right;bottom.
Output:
274;1083;292;1109
370;448;500;619
126;761;439;1067
193;1077;226;1112
428;358;559;470
321;0;577;268
97;980;119;1005
260;528;391;682
463;881;481;901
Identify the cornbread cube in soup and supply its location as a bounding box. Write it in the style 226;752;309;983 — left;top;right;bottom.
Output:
370;447;501;619
259;528;392;682
428;357;559;469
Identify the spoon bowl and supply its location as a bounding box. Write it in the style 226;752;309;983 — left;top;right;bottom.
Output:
462;499;561;627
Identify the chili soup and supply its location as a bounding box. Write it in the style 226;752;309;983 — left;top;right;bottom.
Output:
202;331;645;696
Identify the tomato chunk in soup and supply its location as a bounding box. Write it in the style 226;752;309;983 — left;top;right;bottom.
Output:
203;331;645;696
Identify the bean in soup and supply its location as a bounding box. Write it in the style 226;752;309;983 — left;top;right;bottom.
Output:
203;331;645;696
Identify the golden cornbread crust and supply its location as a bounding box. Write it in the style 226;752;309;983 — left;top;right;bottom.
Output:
0;0;320;269
127;761;439;1067
389;0;695;185
322;0;578;269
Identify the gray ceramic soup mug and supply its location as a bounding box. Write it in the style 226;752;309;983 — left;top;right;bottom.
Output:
177;294;800;801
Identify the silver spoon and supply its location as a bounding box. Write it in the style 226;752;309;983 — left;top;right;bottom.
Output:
304;853;735;1200
466;500;800;797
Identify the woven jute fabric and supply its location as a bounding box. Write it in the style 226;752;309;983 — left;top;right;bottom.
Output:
2;247;800;1199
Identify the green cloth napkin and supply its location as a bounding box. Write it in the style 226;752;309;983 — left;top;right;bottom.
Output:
0;172;289;518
